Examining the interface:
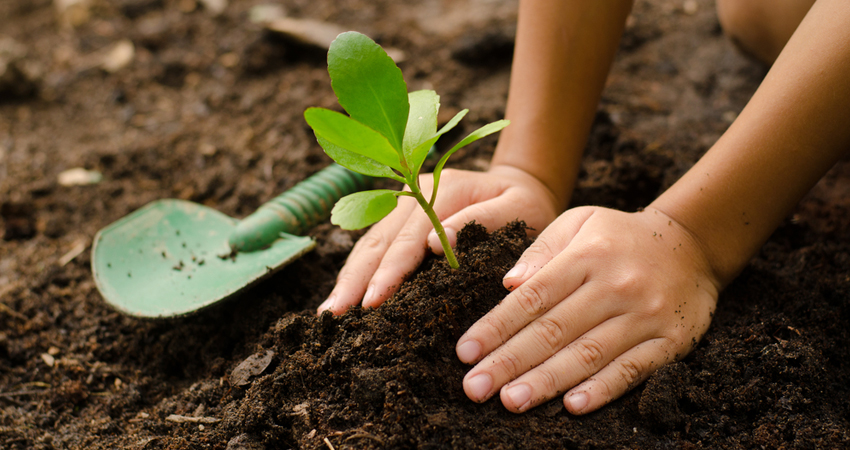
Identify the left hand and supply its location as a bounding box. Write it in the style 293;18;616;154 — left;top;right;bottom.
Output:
455;206;721;414
318;165;561;315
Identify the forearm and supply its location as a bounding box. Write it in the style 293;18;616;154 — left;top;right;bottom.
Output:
652;0;850;287
492;0;633;210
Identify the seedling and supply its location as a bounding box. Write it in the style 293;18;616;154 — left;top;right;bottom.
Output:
304;31;509;268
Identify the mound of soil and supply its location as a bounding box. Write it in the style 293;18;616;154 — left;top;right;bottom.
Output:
2;0;850;449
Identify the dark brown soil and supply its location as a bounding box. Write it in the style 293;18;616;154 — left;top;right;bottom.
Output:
2;0;849;449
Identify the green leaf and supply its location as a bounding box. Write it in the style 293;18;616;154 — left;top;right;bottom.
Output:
330;189;399;230
328;32;409;153
430;119;509;205
316;136;402;181
403;90;439;168
305;108;404;172
408;109;468;177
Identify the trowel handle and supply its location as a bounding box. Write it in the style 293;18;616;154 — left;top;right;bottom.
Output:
229;164;373;251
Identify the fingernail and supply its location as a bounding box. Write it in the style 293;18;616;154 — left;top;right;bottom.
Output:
443;226;457;244
504;383;532;410
317;295;336;314
428;230;444;255
466;373;493;401
567;392;589;413
430;227;456;255
504;262;527;280
362;285;377;307
456;340;481;363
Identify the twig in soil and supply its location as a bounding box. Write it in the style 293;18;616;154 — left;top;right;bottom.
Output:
0;389;48;397
323;437;336;450
165;414;221;424
0;389;47;405
0;301;27;321
345;433;385;445
58;238;89;266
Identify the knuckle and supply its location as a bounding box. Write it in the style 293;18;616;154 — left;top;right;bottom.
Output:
335;269;357;284
353;232;388;254
531;316;568;350
657;336;682;364
610;270;640;295
668;327;691;349
640;295;668;318
525;238;558;261
523;235;561;261
476;315;514;347
572;337;606;373
514;279;551;316
588;377;611;400
490;350;524;377
582;235;614;257
334;269;369;291
536;367;564;395
591;357;650;403
392;228;424;247
613;357;645;391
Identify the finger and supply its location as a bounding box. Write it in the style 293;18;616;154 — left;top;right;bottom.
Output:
361;205;436;308
460;283;603;403
563;337;675;415
503;207;596;291
495;315;653;413
318;198;417;315
456;247;590;365
423;172;499;255
426;195;524;255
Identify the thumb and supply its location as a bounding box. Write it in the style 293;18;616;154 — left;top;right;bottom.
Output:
426;199;513;255
502;207;595;290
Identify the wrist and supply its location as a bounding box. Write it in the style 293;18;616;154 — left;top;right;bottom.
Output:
640;205;726;293
487;164;571;213
647;196;751;290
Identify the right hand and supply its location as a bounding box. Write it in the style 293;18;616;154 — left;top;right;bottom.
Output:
455;206;720;414
317;164;563;315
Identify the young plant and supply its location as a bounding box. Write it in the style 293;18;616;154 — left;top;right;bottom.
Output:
304;31;508;269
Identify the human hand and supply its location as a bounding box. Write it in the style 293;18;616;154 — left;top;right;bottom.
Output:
317;164;562;315
455;206;721;414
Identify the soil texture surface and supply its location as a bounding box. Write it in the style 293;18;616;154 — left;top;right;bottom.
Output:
2;0;849;449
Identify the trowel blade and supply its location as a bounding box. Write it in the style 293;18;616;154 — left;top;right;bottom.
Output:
91;199;314;318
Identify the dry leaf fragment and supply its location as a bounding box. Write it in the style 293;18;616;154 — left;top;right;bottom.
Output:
264;18;406;62
41;353;56;367
265;18;346;50
230;349;275;386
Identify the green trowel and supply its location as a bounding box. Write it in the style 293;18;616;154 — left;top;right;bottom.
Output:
91;164;372;318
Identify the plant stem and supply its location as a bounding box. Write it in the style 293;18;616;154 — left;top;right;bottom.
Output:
408;185;459;269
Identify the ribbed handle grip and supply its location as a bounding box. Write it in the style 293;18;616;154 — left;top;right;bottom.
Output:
228;164;373;251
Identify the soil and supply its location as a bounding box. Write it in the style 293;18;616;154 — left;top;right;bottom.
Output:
2;0;849;449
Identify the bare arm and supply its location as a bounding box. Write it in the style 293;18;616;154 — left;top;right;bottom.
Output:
492;0;633;210
653;0;850;287
457;0;850;415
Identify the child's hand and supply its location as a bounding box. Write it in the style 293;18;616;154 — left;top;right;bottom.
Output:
456;206;720;414
318;165;561;315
